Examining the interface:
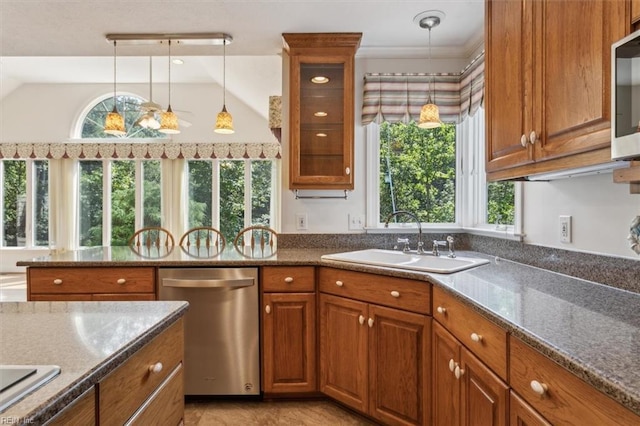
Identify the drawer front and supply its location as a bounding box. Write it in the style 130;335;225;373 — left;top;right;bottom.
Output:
99;318;184;425
510;337;640;426
432;286;507;380
29;267;155;294
319;267;430;315
262;266;315;292
126;363;184;426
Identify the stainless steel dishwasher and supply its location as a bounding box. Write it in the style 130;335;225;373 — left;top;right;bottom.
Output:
158;267;259;396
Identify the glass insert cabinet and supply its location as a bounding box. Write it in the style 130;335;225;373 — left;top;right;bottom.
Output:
282;33;362;190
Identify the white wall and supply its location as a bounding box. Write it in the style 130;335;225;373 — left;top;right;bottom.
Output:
0;82;277;143
522;174;639;259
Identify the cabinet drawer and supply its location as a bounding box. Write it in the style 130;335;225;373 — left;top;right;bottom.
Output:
432;286;507;380
29;267;155;294
262;266;315;292
319;267;430;315
99;318;184;425
510;336;640;426
126;363;184;426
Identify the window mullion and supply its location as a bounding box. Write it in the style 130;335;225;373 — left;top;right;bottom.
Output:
135;160;143;230
103;160;112;246
244;160;251;227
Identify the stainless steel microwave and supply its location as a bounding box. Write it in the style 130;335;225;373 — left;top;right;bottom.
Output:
612;29;640;160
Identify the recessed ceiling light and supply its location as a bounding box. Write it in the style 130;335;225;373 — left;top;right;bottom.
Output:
314;111;328;117
172;58;184;65
311;76;329;84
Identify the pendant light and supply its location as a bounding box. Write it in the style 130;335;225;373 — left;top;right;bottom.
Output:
159;39;180;134
214;39;234;134
104;40;126;135
417;12;444;129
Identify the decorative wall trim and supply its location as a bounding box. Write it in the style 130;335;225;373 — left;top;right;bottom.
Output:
0;142;282;160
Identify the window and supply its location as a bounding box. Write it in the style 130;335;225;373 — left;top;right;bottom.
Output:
379;121;456;224
187;159;276;243
78;159;162;247
80;94;167;139
0;160;49;247
369;107;519;234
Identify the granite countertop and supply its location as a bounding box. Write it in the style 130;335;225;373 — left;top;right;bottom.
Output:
0;300;189;424
15;246;640;416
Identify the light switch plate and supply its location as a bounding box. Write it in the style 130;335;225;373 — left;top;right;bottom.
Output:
559;215;571;243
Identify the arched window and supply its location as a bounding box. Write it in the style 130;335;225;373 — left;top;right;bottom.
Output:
80;94;167;139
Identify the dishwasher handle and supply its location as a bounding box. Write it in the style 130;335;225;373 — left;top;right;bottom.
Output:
162;277;255;289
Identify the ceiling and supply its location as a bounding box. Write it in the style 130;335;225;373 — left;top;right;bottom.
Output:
0;0;484;117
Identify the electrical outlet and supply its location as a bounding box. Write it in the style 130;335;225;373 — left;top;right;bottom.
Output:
348;213;365;230
559;215;571;243
296;213;308;230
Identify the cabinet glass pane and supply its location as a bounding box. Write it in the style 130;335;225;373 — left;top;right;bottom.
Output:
300;63;345;177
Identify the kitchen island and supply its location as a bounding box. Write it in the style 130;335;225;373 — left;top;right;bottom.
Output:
0;300;188;424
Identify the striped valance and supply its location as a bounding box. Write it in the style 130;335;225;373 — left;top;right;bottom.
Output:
362;52;484;125
0;142;281;160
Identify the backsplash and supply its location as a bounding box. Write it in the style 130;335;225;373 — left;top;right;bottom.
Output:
279;233;639;294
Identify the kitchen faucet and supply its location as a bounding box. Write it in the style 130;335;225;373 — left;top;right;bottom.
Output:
384;210;425;254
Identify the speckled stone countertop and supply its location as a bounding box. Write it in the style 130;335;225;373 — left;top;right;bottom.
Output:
15;246;640;416
0;301;188;424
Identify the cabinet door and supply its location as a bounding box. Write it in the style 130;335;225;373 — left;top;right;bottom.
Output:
536;0;627;161
368;305;430;426
485;0;535;172
460;348;509;426
509;391;551;426
433;322;461;426
283;33;361;190
263;292;316;394
634;0;640;25
319;293;368;412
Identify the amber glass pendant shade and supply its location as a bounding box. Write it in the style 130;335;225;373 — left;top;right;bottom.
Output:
104;106;126;135
418;103;442;129
215;105;234;134
159;105;180;134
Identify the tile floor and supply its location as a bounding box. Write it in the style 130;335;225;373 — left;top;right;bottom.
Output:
184;399;378;425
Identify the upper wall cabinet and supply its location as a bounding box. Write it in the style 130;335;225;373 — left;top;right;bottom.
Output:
283;33;361;190
633;0;640;25
485;0;629;181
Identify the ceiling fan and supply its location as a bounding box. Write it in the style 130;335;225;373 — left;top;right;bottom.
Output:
135;56;191;130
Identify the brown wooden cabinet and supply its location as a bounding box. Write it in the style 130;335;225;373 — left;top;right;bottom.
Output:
485;0;629;180
319;268;431;425
27;267;156;301
45;388;96;426
633;0;640;25
509;391;551;426
432;322;508;426
282;33;361;190
262;266;317;395
510;336;640;426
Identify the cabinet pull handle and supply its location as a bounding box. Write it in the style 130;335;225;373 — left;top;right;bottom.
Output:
149;362;163;374
284;277;294;283
116;278;126;285
53;279;63;285
359;315;365;325
470;332;483;343
454;365;465;379
336;280;344;287
367;318;374;328
390;290;400;298
265;305;271;314
448;359;456;372
529;130;537;145
530;380;548;396
520;134;527;147
436;306;446;314
345;167;351;175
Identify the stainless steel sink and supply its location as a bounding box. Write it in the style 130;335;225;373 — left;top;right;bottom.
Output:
0;365;60;413
321;249;490;274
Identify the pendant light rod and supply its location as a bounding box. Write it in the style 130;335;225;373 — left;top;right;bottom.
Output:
222;39;227;105
105;32;232;46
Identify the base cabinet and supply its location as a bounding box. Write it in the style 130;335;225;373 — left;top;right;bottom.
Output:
45;388;96;426
320;292;430;425
262;266;317;395
509;391;551;426
433;321;508;426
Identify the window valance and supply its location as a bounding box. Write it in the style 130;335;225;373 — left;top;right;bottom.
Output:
0;142;281;160
362;52;484;125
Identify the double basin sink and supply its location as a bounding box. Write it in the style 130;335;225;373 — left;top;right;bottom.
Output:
321;248;489;274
